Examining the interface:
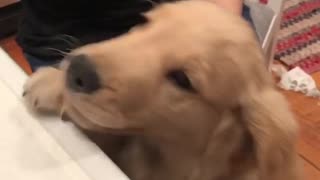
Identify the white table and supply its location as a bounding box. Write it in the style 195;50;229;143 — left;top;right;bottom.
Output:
0;48;129;180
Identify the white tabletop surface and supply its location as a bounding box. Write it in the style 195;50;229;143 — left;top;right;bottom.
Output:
0;48;129;180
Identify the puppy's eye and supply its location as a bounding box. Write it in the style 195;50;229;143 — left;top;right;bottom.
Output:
167;70;194;91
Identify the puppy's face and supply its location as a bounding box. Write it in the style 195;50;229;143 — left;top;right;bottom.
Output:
61;1;268;136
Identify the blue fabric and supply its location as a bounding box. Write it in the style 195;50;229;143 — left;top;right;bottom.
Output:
25;4;256;72
242;4;256;31
24;53;60;72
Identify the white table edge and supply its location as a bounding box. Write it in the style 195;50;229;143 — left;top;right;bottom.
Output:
0;48;129;180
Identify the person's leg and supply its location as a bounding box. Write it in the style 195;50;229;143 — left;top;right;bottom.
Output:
24;2;255;73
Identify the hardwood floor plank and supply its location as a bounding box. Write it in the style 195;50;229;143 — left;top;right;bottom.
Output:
281;75;320;170
303;158;320;180
298;120;320;169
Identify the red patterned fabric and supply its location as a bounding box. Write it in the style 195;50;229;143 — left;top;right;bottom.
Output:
275;0;320;74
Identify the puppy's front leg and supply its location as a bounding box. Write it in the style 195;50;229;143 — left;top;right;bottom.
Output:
23;67;64;114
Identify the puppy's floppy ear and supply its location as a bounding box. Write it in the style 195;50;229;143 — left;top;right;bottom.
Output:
240;88;302;180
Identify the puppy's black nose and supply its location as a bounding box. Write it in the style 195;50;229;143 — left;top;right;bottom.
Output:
66;55;101;93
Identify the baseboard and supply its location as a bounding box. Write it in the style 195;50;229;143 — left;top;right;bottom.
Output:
0;2;22;39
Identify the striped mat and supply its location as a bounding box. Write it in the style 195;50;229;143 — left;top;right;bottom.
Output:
275;0;320;74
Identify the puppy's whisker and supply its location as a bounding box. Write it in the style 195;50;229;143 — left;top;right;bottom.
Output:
54;34;82;50
65;48;76;52
145;0;158;6
46;47;70;57
56;37;77;47
62;34;82;45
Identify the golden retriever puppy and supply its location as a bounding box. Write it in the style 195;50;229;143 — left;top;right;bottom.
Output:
23;1;302;180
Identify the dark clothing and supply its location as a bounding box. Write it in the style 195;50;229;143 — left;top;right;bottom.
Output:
17;0;172;63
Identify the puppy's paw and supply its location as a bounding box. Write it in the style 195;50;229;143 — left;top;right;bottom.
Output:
23;67;64;113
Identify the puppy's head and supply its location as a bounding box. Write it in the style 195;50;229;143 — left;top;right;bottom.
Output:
62;1;264;132
61;2;299;178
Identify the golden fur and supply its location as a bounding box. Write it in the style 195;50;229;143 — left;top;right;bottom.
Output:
23;1;302;180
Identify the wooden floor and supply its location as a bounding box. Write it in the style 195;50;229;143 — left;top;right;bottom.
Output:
1;36;320;179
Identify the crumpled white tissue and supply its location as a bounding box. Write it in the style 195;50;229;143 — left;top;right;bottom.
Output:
278;67;320;97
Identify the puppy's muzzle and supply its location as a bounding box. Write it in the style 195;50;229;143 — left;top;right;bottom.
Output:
66;54;101;93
